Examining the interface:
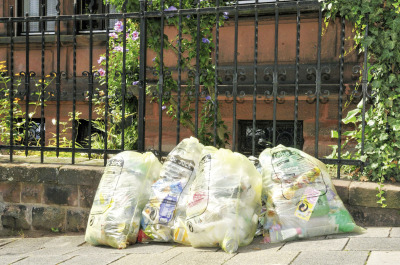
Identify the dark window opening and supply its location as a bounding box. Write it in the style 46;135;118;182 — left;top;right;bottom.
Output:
74;119;104;147
238;120;304;155
78;0;118;32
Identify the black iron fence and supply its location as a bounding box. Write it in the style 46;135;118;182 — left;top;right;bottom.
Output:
0;0;371;178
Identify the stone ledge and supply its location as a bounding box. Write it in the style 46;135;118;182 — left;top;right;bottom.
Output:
0;163;104;186
58;165;104;186
0;163;60;184
347;180;400;209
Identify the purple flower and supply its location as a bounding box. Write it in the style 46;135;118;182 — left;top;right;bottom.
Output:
113;46;128;52
97;56;106;64
165;6;177;18
152;57;156;62
162;105;167;110
109;32;118;39
164;6;177;11
114;21;123;32
205;95;211;101
131;31;139;41
223;12;229;20
186;15;191;19
98;68;106;76
132;81;139;85
202;38;210;44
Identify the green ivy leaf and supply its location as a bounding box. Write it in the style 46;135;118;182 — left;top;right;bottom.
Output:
331;130;338;139
379;133;389;141
342;109;360;124
392;120;400;131
360;155;368;162
389;74;396;83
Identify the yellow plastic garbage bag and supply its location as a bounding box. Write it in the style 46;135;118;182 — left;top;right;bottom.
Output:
85;151;161;249
140;137;204;244
185;148;262;253
259;145;364;243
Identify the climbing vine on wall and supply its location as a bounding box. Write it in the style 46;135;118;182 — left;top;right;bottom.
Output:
324;0;400;205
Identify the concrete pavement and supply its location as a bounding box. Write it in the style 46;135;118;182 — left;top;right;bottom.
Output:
1;227;400;265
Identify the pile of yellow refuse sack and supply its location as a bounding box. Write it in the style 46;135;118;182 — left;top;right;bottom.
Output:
85;137;363;253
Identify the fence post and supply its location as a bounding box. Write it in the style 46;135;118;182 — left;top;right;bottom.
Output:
138;0;147;152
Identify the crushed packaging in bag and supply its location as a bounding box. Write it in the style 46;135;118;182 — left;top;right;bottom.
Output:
140;137;204;244
259;145;364;243
85;151;161;249
185;148;262;253
249;156;267;237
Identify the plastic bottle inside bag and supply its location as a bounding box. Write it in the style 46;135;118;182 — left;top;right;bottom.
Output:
141;137;204;244
186;148;262;252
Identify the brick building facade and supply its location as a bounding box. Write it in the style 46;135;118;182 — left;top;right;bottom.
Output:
0;0;361;156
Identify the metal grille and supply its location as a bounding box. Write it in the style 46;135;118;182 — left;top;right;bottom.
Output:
239;120;303;155
0;0;371;178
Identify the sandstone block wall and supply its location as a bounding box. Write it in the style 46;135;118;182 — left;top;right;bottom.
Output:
0;163;399;234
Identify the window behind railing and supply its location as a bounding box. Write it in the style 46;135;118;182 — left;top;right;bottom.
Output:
20;0;57;34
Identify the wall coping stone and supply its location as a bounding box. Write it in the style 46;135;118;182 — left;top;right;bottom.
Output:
0;163;104;186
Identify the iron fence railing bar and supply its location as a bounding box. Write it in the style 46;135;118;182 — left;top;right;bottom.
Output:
40;4;46;163
337;16;345;178
360;14;369;172
272;1;279;147
319;158;365;166
194;0;201;138
121;2;128;152
104;4;110;166
214;83;354;88
24;13;30;157
0;145;130;154
232;0;239;151
8;6;14;162
213;0;221;147
138;0;147;152
294;1;300;149
121;22;126;151
72;3;77;164
56;7;61;157
0;145;174;157
314;5;322;158
0;1;321;23
176;0;183;145
158;0;165;157
252;0;259;156
87;12;93;159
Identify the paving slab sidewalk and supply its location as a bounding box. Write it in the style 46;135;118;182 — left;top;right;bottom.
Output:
0;227;399;265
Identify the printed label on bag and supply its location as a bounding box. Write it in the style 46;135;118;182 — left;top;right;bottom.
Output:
91;158;124;214
294;187;321;221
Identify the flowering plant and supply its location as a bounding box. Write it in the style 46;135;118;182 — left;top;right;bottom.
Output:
93;19;140;150
0;61;55;147
94;0;231;149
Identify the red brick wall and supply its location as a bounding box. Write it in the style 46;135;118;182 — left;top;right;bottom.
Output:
0;6;361;156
